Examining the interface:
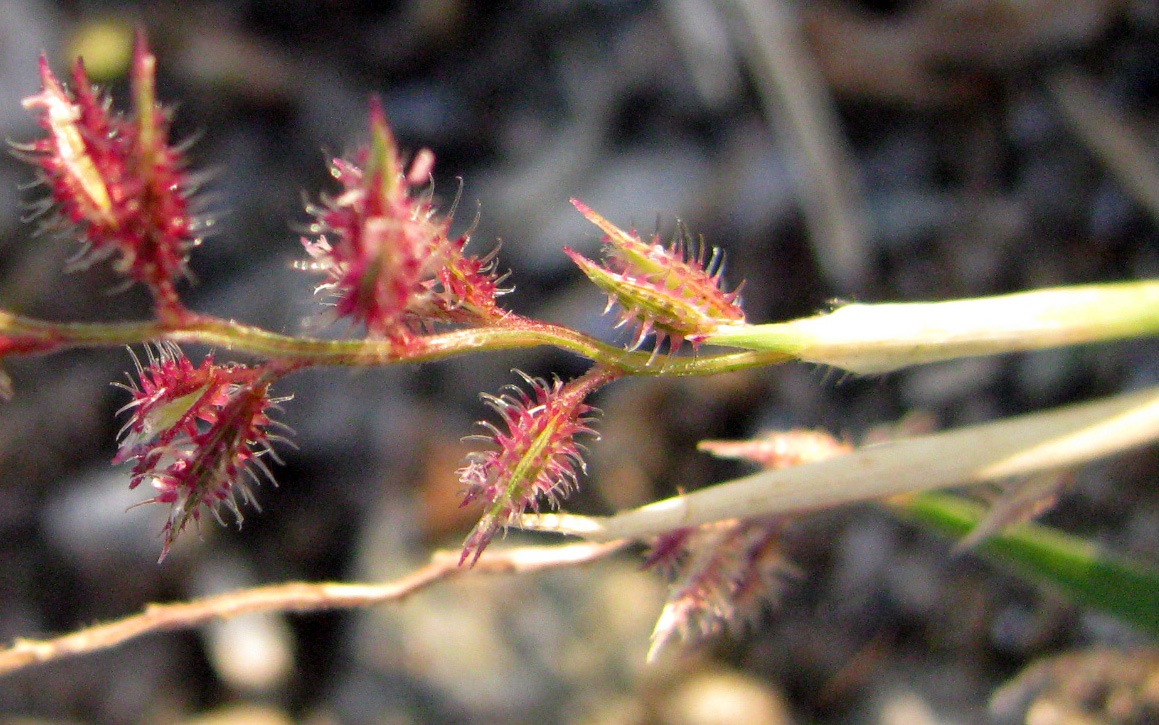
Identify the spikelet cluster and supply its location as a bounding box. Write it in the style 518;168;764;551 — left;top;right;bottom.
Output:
300;100;505;340
565;200;744;356
115;343;288;561
644;430;851;659
17;33;198;309
458;370;605;565
645;518;796;661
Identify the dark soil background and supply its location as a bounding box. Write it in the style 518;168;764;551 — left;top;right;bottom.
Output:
1;1;1158;723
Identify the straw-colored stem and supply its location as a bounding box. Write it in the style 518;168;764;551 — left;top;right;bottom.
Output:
0;540;628;676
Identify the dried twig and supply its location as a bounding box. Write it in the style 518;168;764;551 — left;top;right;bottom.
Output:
719;0;870;290
1050;70;1159;224
0;540;628;677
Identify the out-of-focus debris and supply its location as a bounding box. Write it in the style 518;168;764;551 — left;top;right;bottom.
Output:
192;556;295;693
720;0;871;292
67;17;134;82
958;471;1074;550
661;0;745;109
804;2;984;107
181;702;293;725
804;0;1122;107
655;668;794;725
991;647;1159;724
1050;71;1159;225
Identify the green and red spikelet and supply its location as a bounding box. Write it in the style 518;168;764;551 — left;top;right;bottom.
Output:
458;366;619;565
18;32;198;314
565;200;745;357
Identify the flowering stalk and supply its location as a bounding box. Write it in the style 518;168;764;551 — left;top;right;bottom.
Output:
115;343;288;561
0;307;790;378
0;30;1157;680
8;35;1159;584
458;365;621;564
18;32;198;316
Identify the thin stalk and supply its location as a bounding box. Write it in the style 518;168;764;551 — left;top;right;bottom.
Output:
11;280;1159;377
10;280;1158;377
0;540;629;676
0;309;791;376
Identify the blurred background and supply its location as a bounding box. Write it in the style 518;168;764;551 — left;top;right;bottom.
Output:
0;0;1158;723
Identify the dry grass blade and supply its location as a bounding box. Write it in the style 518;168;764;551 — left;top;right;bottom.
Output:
956;470;1073;550
523;385;1159;541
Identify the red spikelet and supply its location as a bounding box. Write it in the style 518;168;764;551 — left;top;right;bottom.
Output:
644;430;850;659
646;518;797;662
457;367;618;565
300;100;507;340
18;33;198;311
115;343;290;561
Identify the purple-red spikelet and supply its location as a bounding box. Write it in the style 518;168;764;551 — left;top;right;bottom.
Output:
115;343;289;561
646;518;796;661
300;100;505;339
644;430;851;659
458;367;617;565
566;200;744;356
18;34;198;311
421;236;510;325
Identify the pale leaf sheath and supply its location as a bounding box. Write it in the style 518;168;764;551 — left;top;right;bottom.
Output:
707;280;1159;374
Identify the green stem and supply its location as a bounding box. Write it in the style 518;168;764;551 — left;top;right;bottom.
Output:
894;491;1159;636
0;310;791;377
706;280;1159;373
